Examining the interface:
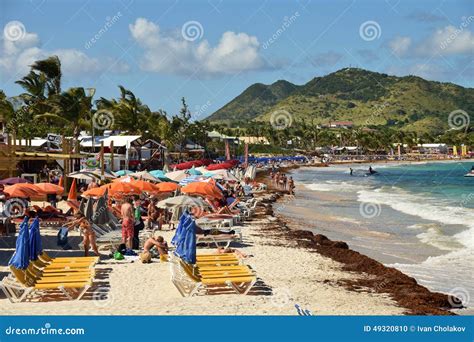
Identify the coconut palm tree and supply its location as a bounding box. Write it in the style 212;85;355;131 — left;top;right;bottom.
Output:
30;56;62;96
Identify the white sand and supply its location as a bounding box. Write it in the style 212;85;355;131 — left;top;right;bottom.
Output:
0;201;405;315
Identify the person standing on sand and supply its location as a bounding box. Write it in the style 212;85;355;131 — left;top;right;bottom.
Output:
64;212;99;257
121;197;134;251
288;177;295;195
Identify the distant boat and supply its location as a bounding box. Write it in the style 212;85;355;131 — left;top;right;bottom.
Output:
349;168;378;177
465;166;474;177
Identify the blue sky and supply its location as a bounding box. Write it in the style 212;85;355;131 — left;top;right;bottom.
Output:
1;0;472;120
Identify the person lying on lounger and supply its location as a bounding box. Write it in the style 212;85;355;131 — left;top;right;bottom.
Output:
143;235;168;256
216;247;248;259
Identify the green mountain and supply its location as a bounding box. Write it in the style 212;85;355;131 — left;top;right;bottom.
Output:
206;80;300;123
207;68;474;134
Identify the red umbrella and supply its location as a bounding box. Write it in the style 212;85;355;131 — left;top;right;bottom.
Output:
206;163;234;171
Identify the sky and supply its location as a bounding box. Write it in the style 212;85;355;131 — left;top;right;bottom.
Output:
0;0;473;120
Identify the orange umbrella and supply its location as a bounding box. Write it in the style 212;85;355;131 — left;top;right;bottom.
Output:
67;178;77;201
130;179;158;193
107;181;140;196
35;182;64;195
82;186;107;198
58;176;64;188
155;182;180;193
181;182;223;200
4;184;42;198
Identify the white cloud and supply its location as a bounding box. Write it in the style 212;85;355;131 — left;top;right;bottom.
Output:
389;36;411;57
416;25;474;56
129;18;266;76
388;25;474;58
0;25;129;78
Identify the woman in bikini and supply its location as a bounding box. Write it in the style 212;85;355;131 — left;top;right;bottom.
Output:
64;212;99;257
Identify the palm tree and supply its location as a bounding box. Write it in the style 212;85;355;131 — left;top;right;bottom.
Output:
96;85;150;134
35;87;94;139
30;56;62;96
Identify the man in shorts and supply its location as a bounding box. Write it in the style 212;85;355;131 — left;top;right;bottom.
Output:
121;197;134;250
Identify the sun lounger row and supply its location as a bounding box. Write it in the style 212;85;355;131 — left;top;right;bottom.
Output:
1;254;98;303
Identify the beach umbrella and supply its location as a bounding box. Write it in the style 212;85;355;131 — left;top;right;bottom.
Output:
173;211;196;264
8;217;30;269
4;184;39;198
166;170;188;182
131;171;160;182
68;171;99;181
206;162;234;171
28;217;42;261
111;176;133;183
171;210;193;246
35;182;64;195
150;170;172;182
58;176;64;188
93;196;109;224
107;181;140;197
178;175;208;186
84;197;95;221
181;182;224;200
155;182;180;193
157;195;209;209
130;179;159;193
82;186;107;198
204;169;239;181
67;179;78;201
79;197;86;214
186;166;202;176
0;177;31;185
115;170;134;176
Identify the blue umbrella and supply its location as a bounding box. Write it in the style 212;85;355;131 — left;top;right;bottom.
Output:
8;216;30;269
150;170;173;182
186;166;202;176
171;211;192;246
115;170;133;176
29;217;42;261
174;212;196;264
179;175;208;186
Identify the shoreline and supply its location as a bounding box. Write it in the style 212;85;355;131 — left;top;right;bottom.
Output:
256;170;461;315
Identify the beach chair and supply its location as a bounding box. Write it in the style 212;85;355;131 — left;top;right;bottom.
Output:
39;252;99;266
1;266;92;302
169;253;256;297
196;234;240;249
196;253;241;266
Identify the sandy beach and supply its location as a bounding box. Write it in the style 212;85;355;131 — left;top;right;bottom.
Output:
0;191;412;316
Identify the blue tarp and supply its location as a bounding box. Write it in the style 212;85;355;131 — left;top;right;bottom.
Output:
28;217;42;260
8;216;30;269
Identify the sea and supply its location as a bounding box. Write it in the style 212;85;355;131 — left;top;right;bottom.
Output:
277;160;474;313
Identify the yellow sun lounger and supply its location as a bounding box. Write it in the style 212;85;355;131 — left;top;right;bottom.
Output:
1;266;92;302
169;254;256;297
39;252;99;265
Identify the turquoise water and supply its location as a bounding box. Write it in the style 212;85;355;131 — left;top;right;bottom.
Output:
280;161;474;311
